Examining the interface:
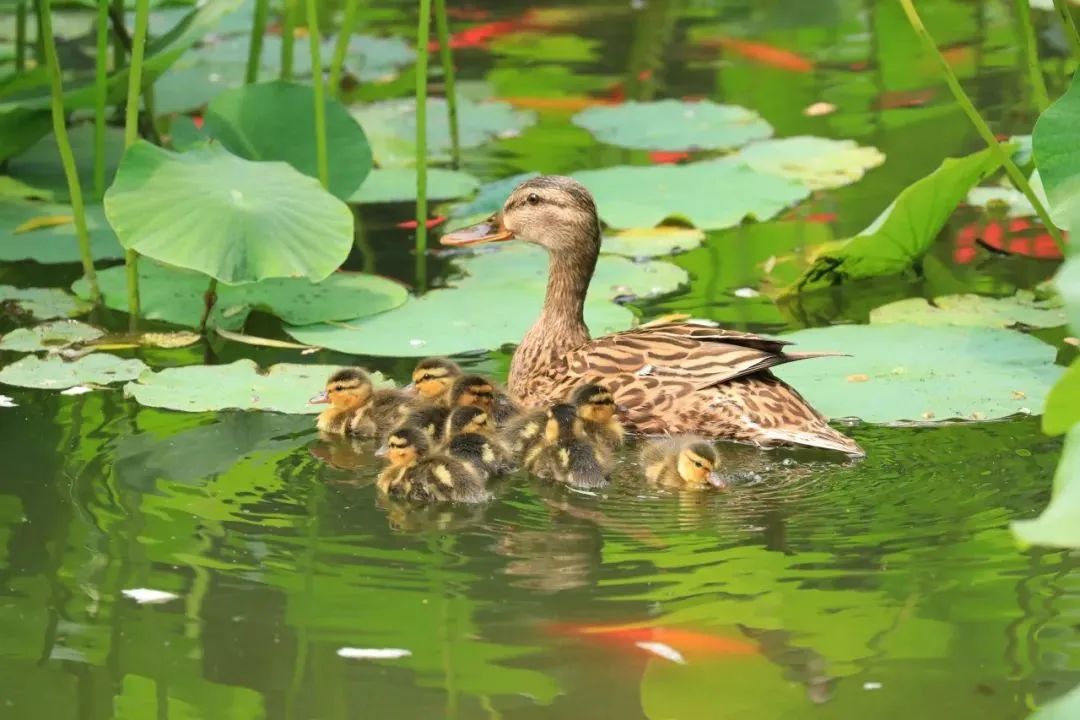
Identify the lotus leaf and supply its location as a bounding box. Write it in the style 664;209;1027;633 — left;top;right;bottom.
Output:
601;227;705;257
1012;426;1080;548
0;285;92;320
0;353;149;389
489;32;600;62
1032;71;1080;224
103;142;354;284
204;81;373;200
154;59;248;115
1044;359;1080;436
0;320;103;352
772;324;1062;423
0;200;124;262
487;66;613;98
0;108;50;164
448;172;539;220
353;98;536;167
71;262;408;330
352;168;480;204
732;136;885;190
574;159;810;229
572;100;772;151
869;292;1067;329
286;244;687;356
7;124;124;199
124;360;392;413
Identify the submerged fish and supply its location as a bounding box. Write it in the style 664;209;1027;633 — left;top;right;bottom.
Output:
548;622;758;659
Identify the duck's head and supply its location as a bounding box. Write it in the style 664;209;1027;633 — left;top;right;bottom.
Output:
409;357;461;401
570;383;616;424
446;405;493;437
441;176;600;256
677;441;725;489
377;426;430;467
309;368;373;410
545;403;585;444
450;375;496;411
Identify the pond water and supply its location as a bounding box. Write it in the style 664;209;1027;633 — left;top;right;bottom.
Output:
1;0;1078;718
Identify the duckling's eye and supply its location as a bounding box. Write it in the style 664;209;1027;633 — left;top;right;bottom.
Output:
526;193;540;206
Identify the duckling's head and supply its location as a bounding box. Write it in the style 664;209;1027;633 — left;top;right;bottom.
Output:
545;403;584;444
676;441;725;488
441;176;600;257
310;368;373;410
410;358;462;401
450;375;496;411
378;426;430;467
570;383;617;424
446;405;493;437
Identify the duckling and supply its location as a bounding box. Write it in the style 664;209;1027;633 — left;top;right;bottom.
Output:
409;358;462;405
442;406;516;477
501;408;548;464
310;368;417;437
641;437;725;489
569;383;624;451
450;374;521;425
376;425;489;503
527;403;612;490
403;403;451;442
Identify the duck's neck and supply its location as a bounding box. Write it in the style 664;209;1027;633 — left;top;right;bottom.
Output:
510;243;598;396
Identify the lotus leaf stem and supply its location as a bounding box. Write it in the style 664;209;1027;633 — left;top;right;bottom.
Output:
38;0;101;303
93;0;109;198
32;0;44;61
281;0;297;80
199;278;218;333
123;0;150;322
15;0;26;70
329;0;361;97
415;0;432;292
110;0;124;68
1052;0;1080;59
433;0;460;169
899;0;1065;253
246;0;269;84
1015;0;1050;112
305;0;329;189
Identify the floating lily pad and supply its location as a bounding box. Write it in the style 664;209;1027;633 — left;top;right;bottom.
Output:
352;168;480;204
448;172;539;220
772;324;1063;423
0;200;124;263
1032;70;1080;226
869;292;1067;329
0;285;91;320
72;262;408;330
124;360;392;413
572;100;772;151
104;142;353;284
487;66;614;99
204;81;373;200
353;98;536;167
0;353;149;389
7;124;125;200
489;32;600;62
0;320;103;352
601;227;706;257
286;244;687;356
574;159;810;229
732;136;885;190
154;59;249;115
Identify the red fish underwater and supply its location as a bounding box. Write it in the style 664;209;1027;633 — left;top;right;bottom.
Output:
548;623;758;664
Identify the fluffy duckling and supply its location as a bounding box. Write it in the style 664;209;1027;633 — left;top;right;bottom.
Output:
527;403;612;490
409;358;462;405
450;374;521;425
569;383;624;451
310;368;417;437
442;406;516;477
641;437;725;489
404;403;451;442
376;425;489;503
501;409;547;465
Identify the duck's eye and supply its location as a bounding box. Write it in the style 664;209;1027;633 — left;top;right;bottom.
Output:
526;193;540;206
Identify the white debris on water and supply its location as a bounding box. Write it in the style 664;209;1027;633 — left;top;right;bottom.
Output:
0;395;16;408
60;385;94;396
121;588;181;605
337;647;412;660
635;641;686;665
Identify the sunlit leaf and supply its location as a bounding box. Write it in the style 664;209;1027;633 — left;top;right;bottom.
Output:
732;136;885;190
0;320;103;352
488;65;614;99
352;167;479;204
573;100;772;151
0;285;92;320
1044;359;1080;436
0;353;149;389
1032;70;1080;226
869;292;1067;329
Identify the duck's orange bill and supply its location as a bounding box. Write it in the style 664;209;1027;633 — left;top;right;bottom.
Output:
440;215;515;246
309;391;330;404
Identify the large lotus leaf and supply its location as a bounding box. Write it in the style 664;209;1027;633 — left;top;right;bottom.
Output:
574;159;810;229
787;146;1004;293
154;59;248;115
351;168;480;204
601;227;706;258
0;320;103;352
490;32;600;62
1012;426;1080;548
286;244;687;356
7;124;125;199
124;360;392;413
772;324;1063;423
352;98;536;167
572;100;772;151
0;353;149;389
869;292;1067;329
204;81;373;201
103;142;353;284
1032;70;1080;225
0;285;91;320
72;262;407;330
731;136;885;190
0;200;124;262
1044;358;1080;436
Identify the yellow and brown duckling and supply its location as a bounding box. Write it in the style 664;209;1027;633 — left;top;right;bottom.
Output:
310;368;418;437
409;358;463;405
569;383;624;451
442;405;516;477
403;403;451;443
450;374;521;425
376;425;489;504
641;437;725;489
527;403;612;490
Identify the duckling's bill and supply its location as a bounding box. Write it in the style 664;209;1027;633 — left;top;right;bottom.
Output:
441;215;515;246
309;390;330;404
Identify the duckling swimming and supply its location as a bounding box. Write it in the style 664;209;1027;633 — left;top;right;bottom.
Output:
641;437;725;489
569;383;624;451
376;425;489;503
310;368;417;437
404;403;451;442
528;403;612;490
442;406;516;477
450;374;520;425
409;358;462;405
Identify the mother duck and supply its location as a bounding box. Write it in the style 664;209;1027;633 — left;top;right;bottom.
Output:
442;176;863;456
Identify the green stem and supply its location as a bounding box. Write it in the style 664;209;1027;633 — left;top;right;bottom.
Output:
123;0;149;323
305;0;329;189
415;0;432;292
433;0;459;169
38;0;100;303
15;0;26;71
899;0;1065;253
328;0;360;97
93;0;109;199
245;0;269;84
1015;0;1050;112
281;0;297;81
1052;0;1080;59
110;0;124;69
32;0;44;62
198;278;218;333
